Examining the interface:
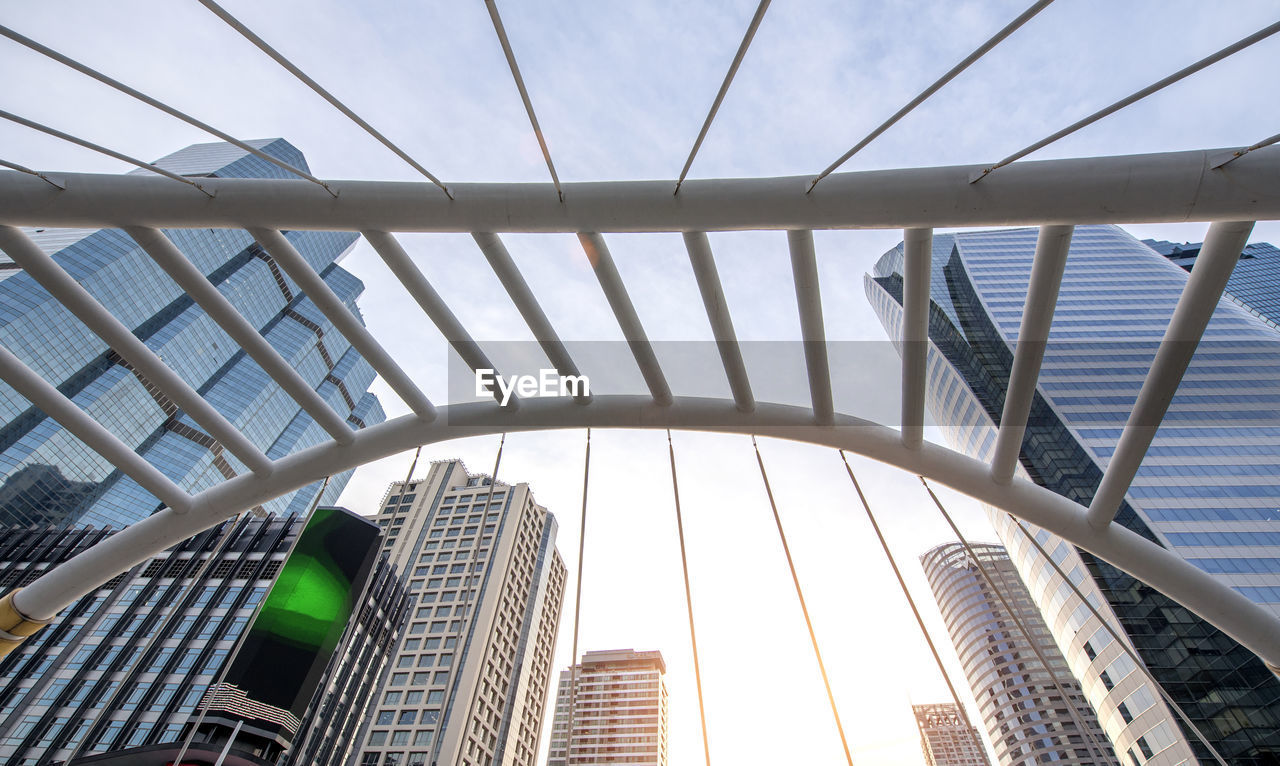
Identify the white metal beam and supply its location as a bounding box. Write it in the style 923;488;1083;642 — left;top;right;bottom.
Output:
788;230;833;424
2;148;1276;232
473;232;591;404
684;231;754;412
0;109;212;197
362;230;508;406
990;224;1072;483
0;225;274;476
196;0;452;199
0;24;336;196
13;395;1280;675
248;228;436;420
0;345;193;513
972;20;1280;182
674;0;772;193
901;228;932;449
483;0;563;201
579;232;672;405
810;0;1054;190
128;226;356;444
1086;221;1254;528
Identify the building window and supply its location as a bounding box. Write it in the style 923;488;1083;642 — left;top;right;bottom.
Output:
368;730;388;746
390;674;408;687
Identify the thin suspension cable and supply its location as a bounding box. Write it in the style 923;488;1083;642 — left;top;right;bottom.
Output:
752;435;855;766
674;0;772;195
0;109;212;197
59;516;244;765
837;451;986;757
194;0;453;200
919;477;1118;765
564;428;592;765
429;434;506;766
0;23;338;197
483;0;564;203
1005;514;1230;766
972;19;1280;182
0;158;64;190
174;476;331;765
1213;130;1280;168
808;0;1054;192
667;430;713;766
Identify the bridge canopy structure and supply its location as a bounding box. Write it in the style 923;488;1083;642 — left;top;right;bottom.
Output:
1;0;1279;699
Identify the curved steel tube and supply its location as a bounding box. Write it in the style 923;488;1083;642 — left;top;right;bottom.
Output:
13;394;1280;671
1;147;1278;233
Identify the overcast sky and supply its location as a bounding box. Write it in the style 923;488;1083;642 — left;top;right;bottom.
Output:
5;1;1280;763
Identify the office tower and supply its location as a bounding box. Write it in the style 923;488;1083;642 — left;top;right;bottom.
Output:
548;649;669;766
0;138;385;531
0;509;409;766
867;224;1280;763
913;702;992;766
355;459;566;766
922;543;1112;766
1146;237;1280;329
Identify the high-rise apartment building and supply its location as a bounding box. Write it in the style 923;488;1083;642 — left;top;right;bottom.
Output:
547;649;669;766
0;510;409;766
0;139;385;531
354;459;566;766
922;543;1112;766
1146;237;1280;329
867;224;1280;763
913;702;992;766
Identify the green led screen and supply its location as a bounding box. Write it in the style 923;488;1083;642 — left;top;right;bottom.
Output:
223;506;380;721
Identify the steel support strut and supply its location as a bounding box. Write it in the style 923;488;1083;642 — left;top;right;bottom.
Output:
8;395;1280;677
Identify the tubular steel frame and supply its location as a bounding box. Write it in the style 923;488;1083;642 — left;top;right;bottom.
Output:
1;147;1279;681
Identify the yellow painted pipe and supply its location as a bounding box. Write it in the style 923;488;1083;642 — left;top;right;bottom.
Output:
0;589;51;658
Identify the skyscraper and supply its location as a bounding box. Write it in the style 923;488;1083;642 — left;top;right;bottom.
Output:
913;702;991;766
1146;237;1280;329
0;509;409;766
354;459;565;766
922;543;1113;766
867;224;1280;763
0;138;385;531
548;649;669;766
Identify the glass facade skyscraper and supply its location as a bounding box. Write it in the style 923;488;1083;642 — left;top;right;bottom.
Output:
0;139;385;530
922;542;1116;766
0;510;409;766
1146;237;1280;330
867;225;1280;764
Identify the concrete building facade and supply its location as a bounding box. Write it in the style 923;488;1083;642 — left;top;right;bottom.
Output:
548;649;669;766
354;459;565;766
914;702;992;766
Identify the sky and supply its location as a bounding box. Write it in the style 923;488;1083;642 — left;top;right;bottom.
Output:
4;1;1280;763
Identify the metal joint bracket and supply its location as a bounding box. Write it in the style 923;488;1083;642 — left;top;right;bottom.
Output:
0;589;52;657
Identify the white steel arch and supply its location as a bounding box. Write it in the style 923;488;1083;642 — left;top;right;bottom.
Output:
0;147;1279;680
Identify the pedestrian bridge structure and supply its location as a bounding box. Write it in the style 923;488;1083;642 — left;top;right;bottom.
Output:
1;9;1279;758
1;147;1278;679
